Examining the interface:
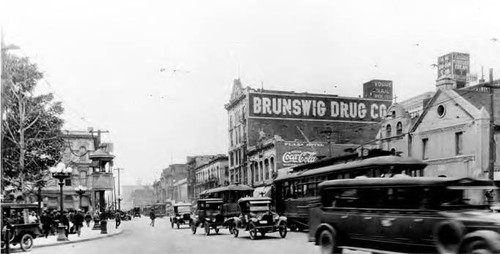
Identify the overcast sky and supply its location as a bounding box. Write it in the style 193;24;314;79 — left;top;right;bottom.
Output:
2;0;500;185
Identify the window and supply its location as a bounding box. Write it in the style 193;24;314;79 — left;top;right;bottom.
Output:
386;124;392;137
396;122;403;135
79;171;87;185
455;132;463;155
437;105;446;117
264;159;269;180
259;161;264;182
422;138;429;160
65;178;72;186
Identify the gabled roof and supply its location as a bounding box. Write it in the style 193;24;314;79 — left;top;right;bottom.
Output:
410;89;488;132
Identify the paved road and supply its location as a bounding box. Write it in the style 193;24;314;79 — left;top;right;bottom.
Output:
29;217;321;254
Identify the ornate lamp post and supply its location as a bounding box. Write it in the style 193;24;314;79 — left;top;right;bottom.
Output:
75;185;87;210
49;162;73;241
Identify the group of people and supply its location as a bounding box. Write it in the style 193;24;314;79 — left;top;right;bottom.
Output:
39;210;90;237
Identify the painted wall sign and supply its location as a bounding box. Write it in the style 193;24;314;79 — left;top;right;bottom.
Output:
249;93;390;122
282;151;317;166
363;80;393;100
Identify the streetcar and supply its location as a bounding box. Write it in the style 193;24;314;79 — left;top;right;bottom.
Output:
273;153;427;231
199;184;254;218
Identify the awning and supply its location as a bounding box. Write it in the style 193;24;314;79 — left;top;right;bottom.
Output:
253;185;272;198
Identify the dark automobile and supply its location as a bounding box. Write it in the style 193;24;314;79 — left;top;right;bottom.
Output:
118;210;131;221
169;203;193;229
309;176;500;254
191;199;225;235
132;207;141;218
231;197;287;240
1;203;42;252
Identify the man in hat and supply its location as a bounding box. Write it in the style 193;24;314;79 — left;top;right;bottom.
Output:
73;210;85;237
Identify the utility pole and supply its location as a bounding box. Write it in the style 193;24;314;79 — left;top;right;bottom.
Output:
114;167;124;210
488;69;496;181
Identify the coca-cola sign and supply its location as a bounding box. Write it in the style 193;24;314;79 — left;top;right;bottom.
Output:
282;151;317;165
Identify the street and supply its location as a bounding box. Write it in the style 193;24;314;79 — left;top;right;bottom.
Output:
29;217;321;254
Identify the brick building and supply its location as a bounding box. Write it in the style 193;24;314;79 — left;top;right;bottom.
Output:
225;79;392;188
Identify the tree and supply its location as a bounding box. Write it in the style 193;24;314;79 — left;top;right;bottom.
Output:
1;52;65;202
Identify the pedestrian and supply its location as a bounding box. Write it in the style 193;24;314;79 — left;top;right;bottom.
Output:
73;210;84;237
61;211;70;237
40;211;52;238
149;209;156;227
84;211;92;227
115;211;121;229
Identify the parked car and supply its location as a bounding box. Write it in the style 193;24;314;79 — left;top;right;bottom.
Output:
170;203;193;229
191;198;226;235
231;197;287;240
309;176;500;254
1;203;42;252
118;210;131;221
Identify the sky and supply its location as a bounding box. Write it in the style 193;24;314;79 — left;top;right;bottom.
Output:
2;0;500;185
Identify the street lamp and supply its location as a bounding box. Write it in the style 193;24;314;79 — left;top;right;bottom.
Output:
75;185;87;210
49;162;73;241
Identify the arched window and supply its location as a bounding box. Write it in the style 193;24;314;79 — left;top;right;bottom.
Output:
396;122;403;135
386;124;392;137
264;159;270;180
259;161;264;182
270;157;275;176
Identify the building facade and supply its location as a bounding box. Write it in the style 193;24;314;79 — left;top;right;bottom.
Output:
186;155;219;201
194;155;229;198
159;164;188;202
225;79;392;188
41;130;115;212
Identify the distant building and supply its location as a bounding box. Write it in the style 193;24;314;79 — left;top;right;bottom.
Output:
194;155;229;198
159;164;188;202
437;52;470;90
173;178;188;203
186;155;219;201
131;186;155;208
121;185;144;210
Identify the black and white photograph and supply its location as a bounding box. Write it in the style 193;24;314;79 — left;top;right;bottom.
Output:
1;0;500;253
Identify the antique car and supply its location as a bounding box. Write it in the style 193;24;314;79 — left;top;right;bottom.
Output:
169;203;193;229
191;198;225;235
1;203;42;252
231;197;287;240
309;176;500;254
132;207;141;218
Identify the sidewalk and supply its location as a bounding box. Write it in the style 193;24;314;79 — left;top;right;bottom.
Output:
34;220;124;248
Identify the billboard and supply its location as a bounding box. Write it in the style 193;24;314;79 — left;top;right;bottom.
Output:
363;80;393;100
249;92;391;122
437;52;470;81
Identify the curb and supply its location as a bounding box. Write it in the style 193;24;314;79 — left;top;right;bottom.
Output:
34;229;125;249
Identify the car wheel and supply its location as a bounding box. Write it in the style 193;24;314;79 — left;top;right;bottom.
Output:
259;229;266;237
249;222;257;240
233;227;239;238
191;223;197;234
465;240;493;254
20;234;34;252
319;229;340;254
214;227;219;234
434;220;464;254
204;222;210;236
